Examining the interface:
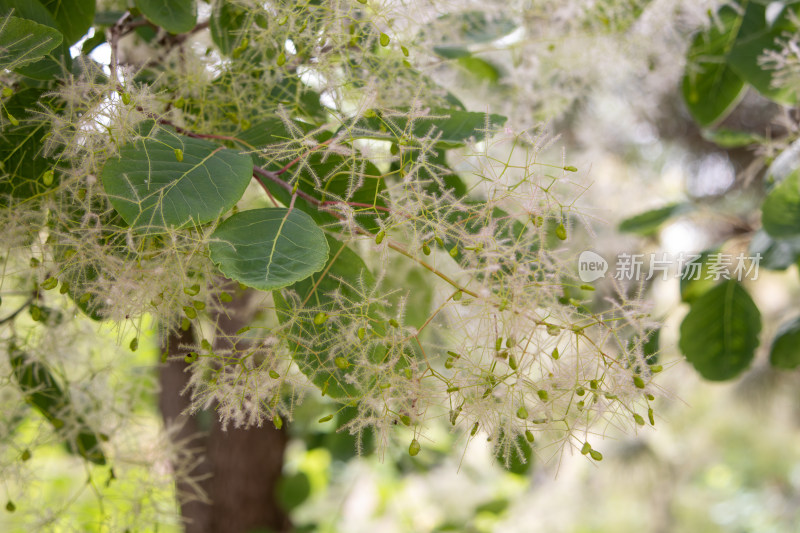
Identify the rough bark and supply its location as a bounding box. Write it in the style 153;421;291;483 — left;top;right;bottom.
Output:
159;287;290;533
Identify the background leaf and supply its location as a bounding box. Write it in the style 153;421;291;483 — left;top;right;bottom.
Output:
10;348;106;464
679;280;761;381
618;203;687;236
0;87;61;201
134;0;196;34
769;317;800;369
681;5;746;127
38;0;94;45
101;132;253;230
209;208;329;291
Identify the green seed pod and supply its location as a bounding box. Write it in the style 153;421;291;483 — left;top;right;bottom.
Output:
375;230;385;244
648;407;655;426
422;242;431;255
633;413;645;426
400;415;411;426
449;406;461;425
444;357;455;369
42;169;54;186
555;223;567;241
184;284;200;296
508;354;517;370
6;500;15;512
453;290;462;301
589;449;603;461
30;305;41;321
580;284;595;291
174;148;183;162
318;414;333;423
183;306;197;319
184;352;198;363
219;291;232;303
269;370;280;379
389;318;399;327
446;386;460;393
589;379;598;390
633;376;645;389
193;300;205;310
401;45;409;57
446;350;461;359
321;381;329;396
277;52;286;66
379;33;390;46
335;357;349;369
471;422;479;436
551;347;559;360
20;449;31;461
435;236;444;247
650;364;663;373
201;339;212;351
357;327;366;340
409;438;421;456
404;368;412;379
516;406;528;419
273;414;283;430
537;390;549;401
291;181;299;194
576;386;585;396
121;92;131;105
580;442;592;455
546;324;560;336
525;430;534;443
129;338;138;352
495;337;503;351
7;112;18;126
30;257;40;267
563;166;578;172
313;312;328;325
2;87;12;98
449;245;458;258
576;400;585;409
646;393;655;401
41;277;58;290
181;318;191;331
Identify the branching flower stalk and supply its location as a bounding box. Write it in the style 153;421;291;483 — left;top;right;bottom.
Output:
0;2;670;526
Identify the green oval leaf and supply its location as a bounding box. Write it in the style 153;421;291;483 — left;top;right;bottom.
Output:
762;169;800;238
0;15;62;70
209;208;329;291
273;237;395;400
134;0;196;34
0;0;71;79
679;280;761;381
353;107;507;148
770;317;800;369
101;133;253;230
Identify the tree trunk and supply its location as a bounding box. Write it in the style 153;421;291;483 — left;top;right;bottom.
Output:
159;288;290;533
